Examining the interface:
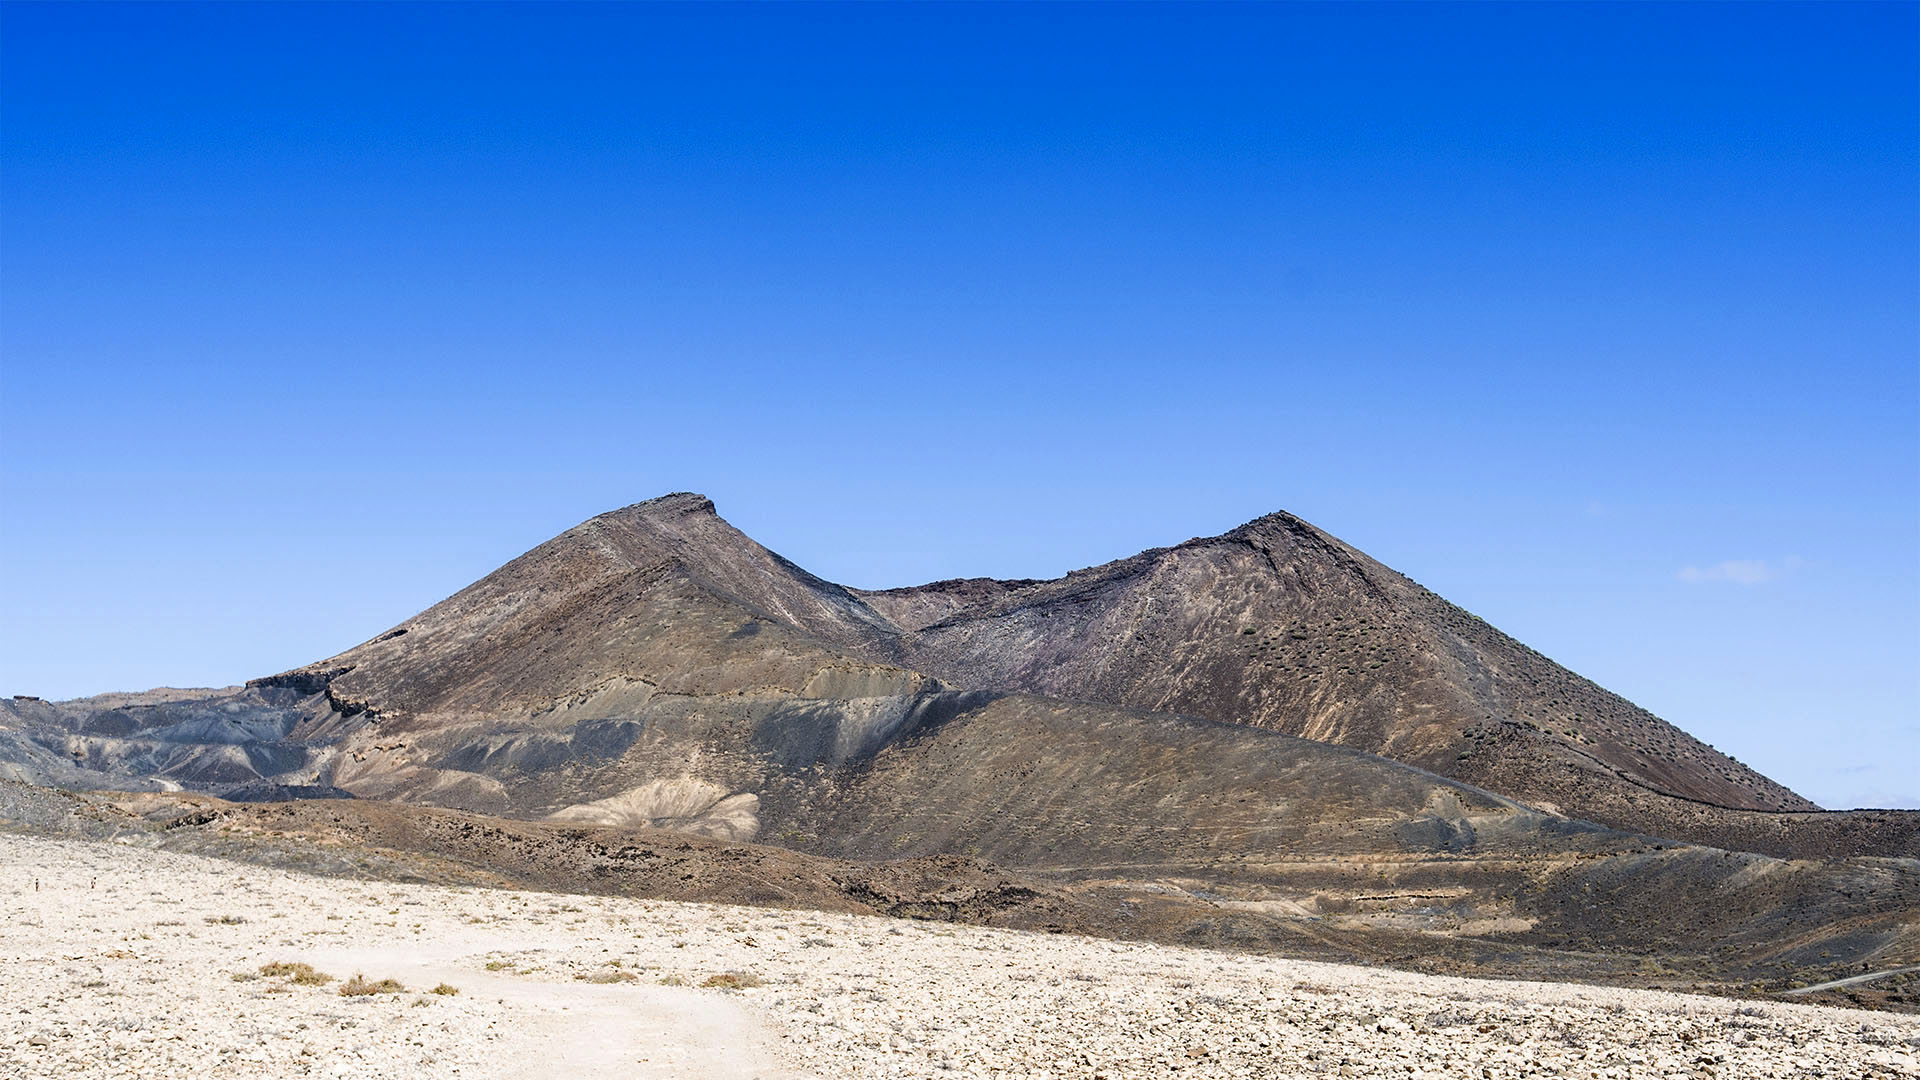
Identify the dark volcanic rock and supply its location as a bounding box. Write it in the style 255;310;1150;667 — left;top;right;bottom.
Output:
843;510;1915;858
848;513;1801;805
222;782;356;803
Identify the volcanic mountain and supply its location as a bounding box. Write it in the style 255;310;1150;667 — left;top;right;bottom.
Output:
5;493;1917;993
5;493;1912;861
842;510;1857;853
264;493;1892;854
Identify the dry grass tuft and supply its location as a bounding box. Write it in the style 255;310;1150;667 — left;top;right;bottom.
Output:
577;970;638;984
258;962;334;986
430;983;460;995
338;973;406;996
700;971;763;990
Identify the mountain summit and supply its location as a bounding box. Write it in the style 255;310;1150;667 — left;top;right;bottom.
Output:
839;507;1830;846
282;494;1820;845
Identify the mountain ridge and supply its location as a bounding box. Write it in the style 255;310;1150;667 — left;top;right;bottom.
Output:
734;497;1813;812
6;493;1910;867
264;493;1879;854
292;494;1817;815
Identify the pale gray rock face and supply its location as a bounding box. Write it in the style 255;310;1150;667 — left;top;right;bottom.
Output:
0;685;351;795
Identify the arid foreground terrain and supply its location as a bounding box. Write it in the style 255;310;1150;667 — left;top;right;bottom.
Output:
5;832;1917;1080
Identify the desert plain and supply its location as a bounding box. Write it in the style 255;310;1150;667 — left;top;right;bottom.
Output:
5;831;1916;1080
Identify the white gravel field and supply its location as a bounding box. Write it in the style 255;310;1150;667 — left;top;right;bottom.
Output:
2;832;1915;1080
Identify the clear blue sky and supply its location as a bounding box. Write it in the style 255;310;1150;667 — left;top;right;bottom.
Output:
2;3;1914;809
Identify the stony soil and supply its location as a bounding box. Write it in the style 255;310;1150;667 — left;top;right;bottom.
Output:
4;833;1916;1080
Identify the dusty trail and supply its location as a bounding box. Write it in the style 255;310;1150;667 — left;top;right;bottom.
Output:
1785;967;1920;997
300;941;806;1079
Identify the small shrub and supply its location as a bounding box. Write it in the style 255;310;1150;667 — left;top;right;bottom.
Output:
578;970;638;984
205;915;247;925
657;974;685;986
258;962;333;986
430;983;459;996
483;960;514;971
338;973;406;996
700;972;762;990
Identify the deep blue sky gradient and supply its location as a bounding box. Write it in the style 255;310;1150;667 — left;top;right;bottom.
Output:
3;2;1915;808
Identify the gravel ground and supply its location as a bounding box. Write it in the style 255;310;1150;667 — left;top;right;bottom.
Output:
3;832;1916;1079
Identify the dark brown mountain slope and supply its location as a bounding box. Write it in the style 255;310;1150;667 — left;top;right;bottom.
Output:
300;495;1795;802
248;493;1906;858
279;492;898;721
836;510;1920;858
853;511;1803;812
246;495;1598;866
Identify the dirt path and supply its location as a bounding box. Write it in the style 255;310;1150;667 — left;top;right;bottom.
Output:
302;942;806;1079
1783;966;1920;997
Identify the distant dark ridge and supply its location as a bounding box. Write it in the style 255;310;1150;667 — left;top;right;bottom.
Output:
222;783;355;803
